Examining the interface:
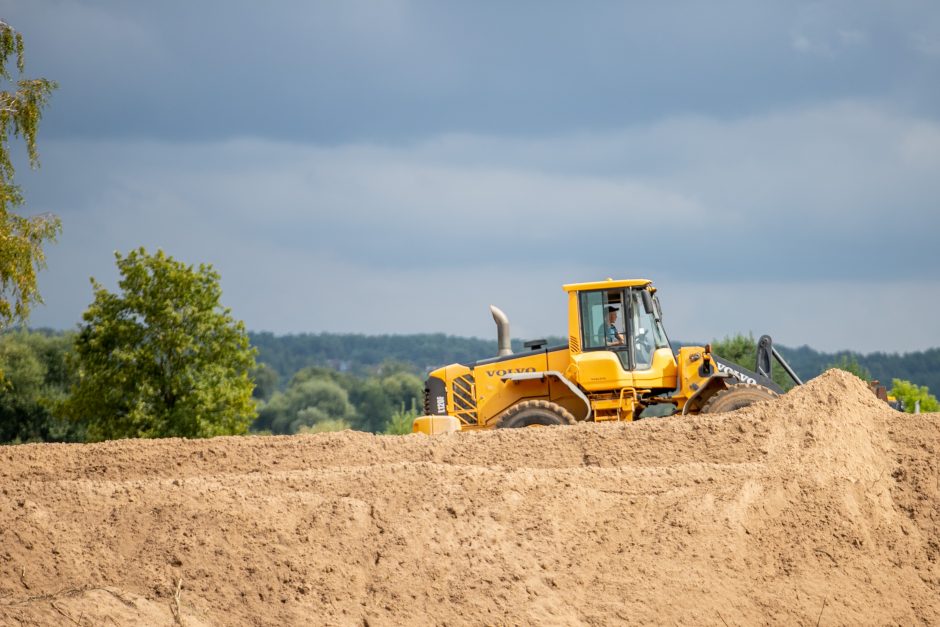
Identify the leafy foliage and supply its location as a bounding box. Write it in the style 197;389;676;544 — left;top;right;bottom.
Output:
259;376;354;435
350;369;422;432
709;334;756;367
254;363;422;435
890;379;939;413
384;401;419;435
61;248;257;441
0;330;81;443
250;362;278;401
0;21;60;328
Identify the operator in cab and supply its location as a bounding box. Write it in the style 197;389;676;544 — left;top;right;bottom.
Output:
601;305;625;346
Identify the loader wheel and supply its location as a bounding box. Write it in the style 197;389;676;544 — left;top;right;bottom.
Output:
700;383;778;414
496;400;576;429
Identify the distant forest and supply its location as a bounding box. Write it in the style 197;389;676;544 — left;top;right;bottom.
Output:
250;332;940;394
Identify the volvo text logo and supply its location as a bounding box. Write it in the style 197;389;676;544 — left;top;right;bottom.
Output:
715;361;757;385
486;367;537;377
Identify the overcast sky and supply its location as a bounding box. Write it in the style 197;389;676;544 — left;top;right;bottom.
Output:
3;0;939;353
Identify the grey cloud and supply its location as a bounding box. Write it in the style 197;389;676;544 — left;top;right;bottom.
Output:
5;1;938;353
21;102;940;354
4;0;939;144
912;33;940;58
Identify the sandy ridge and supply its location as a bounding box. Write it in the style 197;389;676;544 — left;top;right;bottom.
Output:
1;370;937;625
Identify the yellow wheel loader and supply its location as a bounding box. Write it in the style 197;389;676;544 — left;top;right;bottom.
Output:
413;279;803;434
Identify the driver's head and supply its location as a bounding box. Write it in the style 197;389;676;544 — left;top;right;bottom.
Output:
606;306;618;323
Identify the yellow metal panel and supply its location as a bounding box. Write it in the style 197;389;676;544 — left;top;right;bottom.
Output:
412;415;460;435
570;351;635;391
673;346;712;409
567;290;582;353
631;347;679;389
542;349;586;419
546;349;572;372
562;278;652;293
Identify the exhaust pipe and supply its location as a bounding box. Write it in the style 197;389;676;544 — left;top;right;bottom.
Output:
489;305;512;356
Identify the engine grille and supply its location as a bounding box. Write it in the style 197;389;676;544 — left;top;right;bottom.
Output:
451;374;478;424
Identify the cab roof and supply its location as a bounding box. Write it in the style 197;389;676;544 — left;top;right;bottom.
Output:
562;278;653;293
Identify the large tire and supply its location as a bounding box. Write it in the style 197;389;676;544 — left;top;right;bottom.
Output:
496;400;576;428
700;383;778;414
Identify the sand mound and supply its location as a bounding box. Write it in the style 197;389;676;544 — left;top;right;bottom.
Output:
1;370;938;625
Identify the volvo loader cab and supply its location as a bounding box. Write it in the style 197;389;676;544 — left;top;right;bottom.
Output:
570;280;675;398
414;279;793;434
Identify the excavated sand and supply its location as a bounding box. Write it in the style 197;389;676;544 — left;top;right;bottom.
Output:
1;370;938;626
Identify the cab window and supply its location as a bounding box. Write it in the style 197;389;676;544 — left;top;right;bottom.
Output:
579;289;625;350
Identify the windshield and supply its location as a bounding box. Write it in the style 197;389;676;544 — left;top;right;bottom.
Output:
630;290;670;369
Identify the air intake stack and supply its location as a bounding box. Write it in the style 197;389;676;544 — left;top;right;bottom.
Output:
489;305;513;357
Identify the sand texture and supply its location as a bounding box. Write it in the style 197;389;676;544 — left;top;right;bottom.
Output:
1;370;938;625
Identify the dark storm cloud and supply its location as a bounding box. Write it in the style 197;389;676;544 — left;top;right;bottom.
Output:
22;100;940;353
4;1;940;352
5;0;940;142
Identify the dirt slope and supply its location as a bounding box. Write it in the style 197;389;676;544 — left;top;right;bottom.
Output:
1;370;937;626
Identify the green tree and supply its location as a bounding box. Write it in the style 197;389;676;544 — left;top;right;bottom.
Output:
710;334;754;365
257;374;354;435
380;371;423;409
349;378;394;432
826;354;871;382
375;359;418;377
890;379;939;413
252;365;422;435
61;248;257;441
0;330;80;443
0;333;45;441
250;362;278;401
347;372;422;433
288;365;351;389
384;400;418;435
0;21;60;328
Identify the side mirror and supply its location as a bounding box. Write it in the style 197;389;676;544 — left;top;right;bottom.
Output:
641;290;654;315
